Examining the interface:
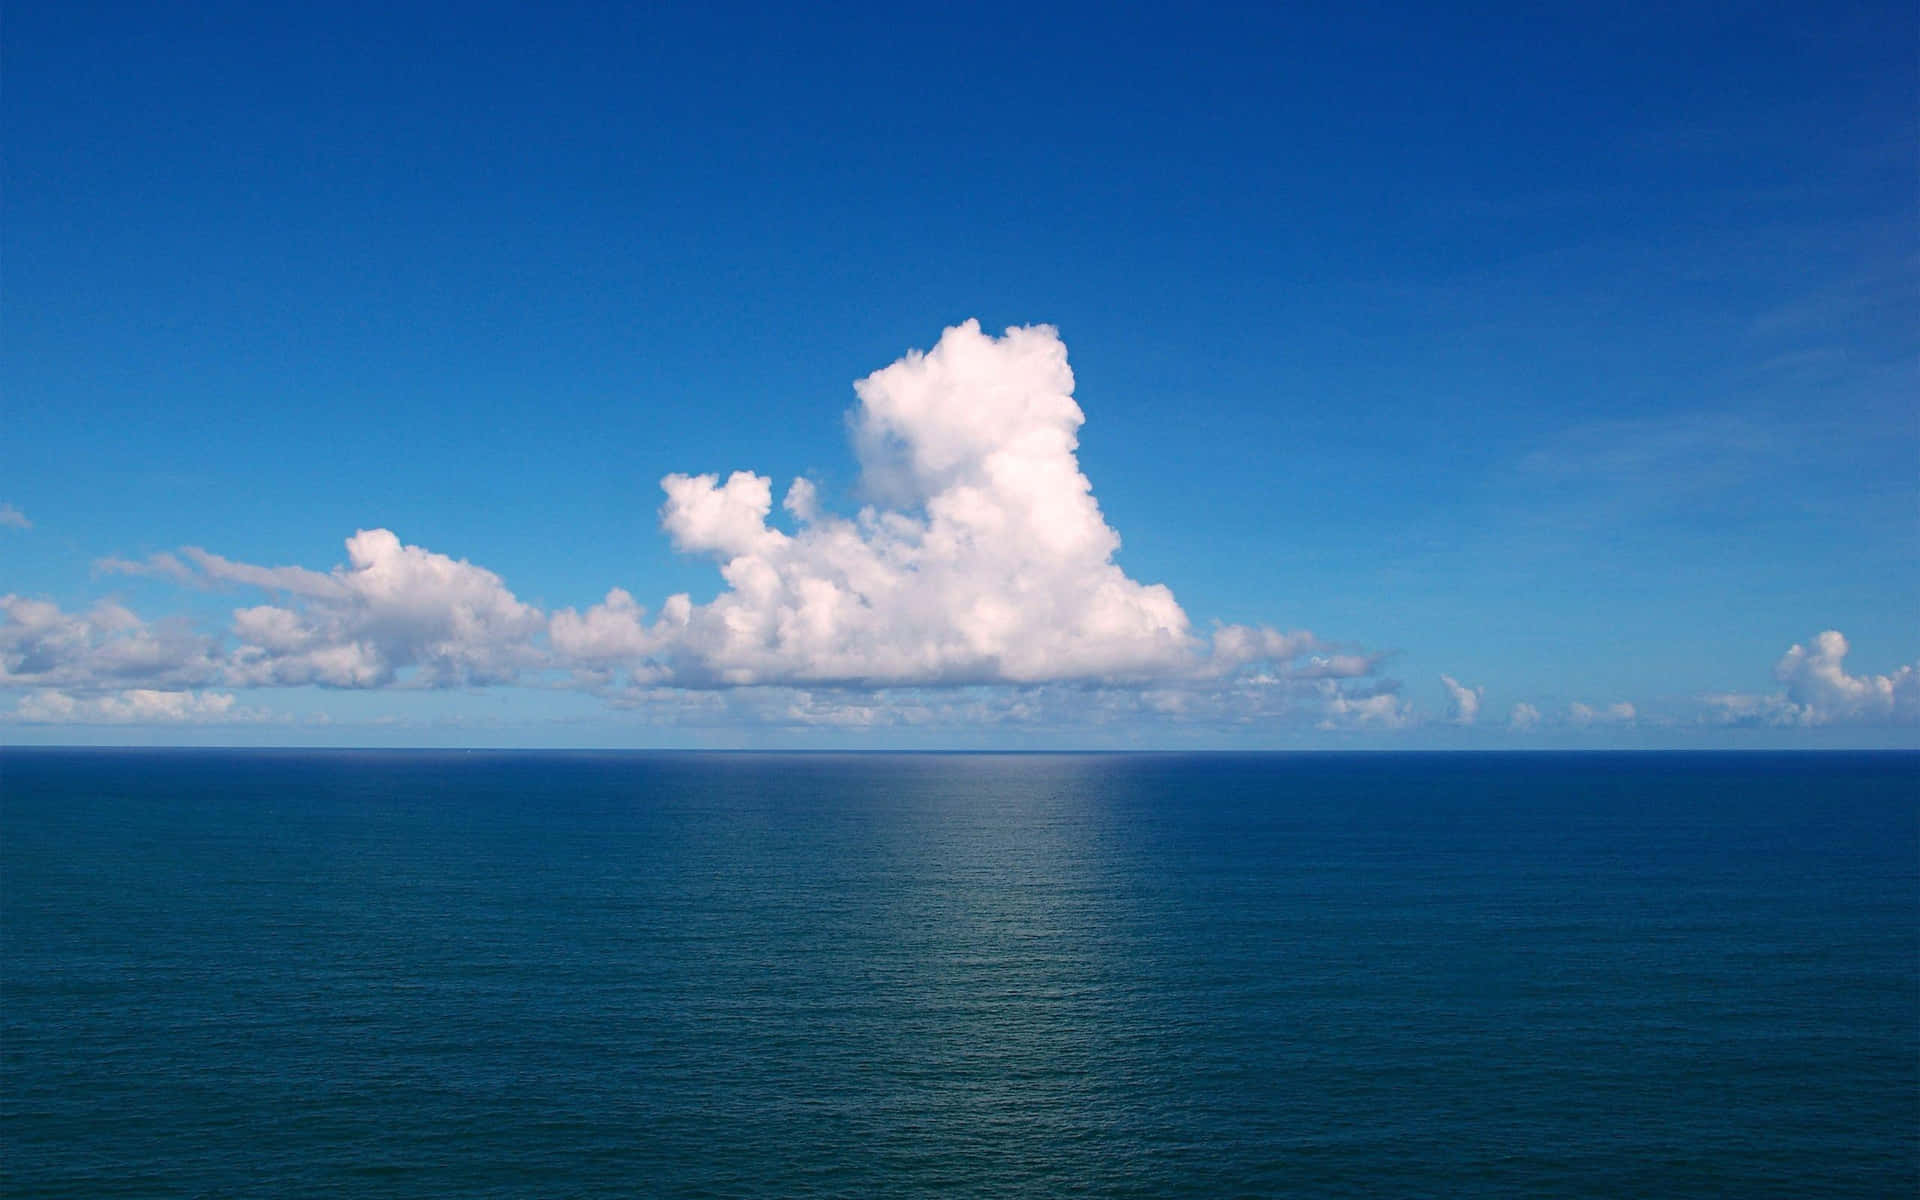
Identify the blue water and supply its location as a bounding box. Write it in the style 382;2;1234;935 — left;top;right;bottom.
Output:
3;750;1915;1196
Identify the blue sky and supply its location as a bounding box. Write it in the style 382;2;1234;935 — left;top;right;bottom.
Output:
3;0;1914;747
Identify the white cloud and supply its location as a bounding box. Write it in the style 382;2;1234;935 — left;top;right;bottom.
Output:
93;532;546;689
1775;631;1916;724
1440;675;1483;725
573;675;1414;737
22;322;1400;729
557;321;1377;707
1;594;222;689
7;688;254;724
645;321;1198;686
1706;630;1918;727
217;530;545;687
1312;679;1413;730
96;552;199;585
1569;700;1637;727
1508;702;1541;731
180;547;346;598
549;587;669;672
0;503;29;530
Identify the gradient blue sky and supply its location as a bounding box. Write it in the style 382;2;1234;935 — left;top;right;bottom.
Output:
4;1;1915;746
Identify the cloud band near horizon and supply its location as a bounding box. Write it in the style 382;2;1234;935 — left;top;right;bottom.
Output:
3;323;1913;733
5;323;1404;726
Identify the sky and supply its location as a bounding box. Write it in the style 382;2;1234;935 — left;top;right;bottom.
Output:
3;0;1915;748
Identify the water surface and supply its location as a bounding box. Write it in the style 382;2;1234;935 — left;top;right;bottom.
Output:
4;750;1915;1196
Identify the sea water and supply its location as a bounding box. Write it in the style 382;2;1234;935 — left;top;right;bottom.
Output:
3;750;1914;1196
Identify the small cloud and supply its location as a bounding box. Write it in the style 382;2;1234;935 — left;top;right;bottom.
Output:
1440;675;1483;725
96;552;199;586
1315;681;1413;730
1508;702;1541;731
0;503;29;530
1569;700;1637;727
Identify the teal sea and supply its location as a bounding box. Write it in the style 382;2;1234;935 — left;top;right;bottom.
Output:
3;750;1915;1196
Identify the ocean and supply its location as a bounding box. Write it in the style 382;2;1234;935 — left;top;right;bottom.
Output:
3;749;1914;1196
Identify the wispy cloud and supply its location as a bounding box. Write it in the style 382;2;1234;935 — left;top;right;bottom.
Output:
0;503;29;530
99;547;345;596
1513;412;1787;521
4;688;261;725
1569;700;1638;728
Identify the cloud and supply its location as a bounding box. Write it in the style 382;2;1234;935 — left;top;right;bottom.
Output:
90;532;546;688
1706;630;1918;727
0;503;28;530
641;321;1197;685
1315;682;1413;730
1440;675;1483;725
215;530;545;687
574;676;1412;737
100;545;360;598
6;688;256;724
96;552;199;585
1569;700;1637;727
1774;631;1916;725
182;547;346;597
1;594;222;689
1508;702;1541;731
1517;414;1778;490
548;587;670;674
20;322;1400;728
558;321;1378;701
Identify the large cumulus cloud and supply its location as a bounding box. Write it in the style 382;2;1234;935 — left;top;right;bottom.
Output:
565;321;1206;686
